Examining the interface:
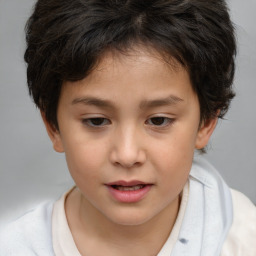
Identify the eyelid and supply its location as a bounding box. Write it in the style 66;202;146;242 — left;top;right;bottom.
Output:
145;116;175;128
82;117;111;127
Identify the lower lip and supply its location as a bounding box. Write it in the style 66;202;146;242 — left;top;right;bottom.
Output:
106;185;152;203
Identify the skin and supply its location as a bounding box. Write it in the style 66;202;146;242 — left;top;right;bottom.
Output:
43;47;217;256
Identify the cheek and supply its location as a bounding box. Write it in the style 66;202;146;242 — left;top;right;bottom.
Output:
150;129;197;184
156;145;192;180
152;130;196;163
63;138;108;180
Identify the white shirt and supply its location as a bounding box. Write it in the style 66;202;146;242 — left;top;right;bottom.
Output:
52;184;256;256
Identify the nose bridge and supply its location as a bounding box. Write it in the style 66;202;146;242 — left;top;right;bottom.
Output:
110;122;145;168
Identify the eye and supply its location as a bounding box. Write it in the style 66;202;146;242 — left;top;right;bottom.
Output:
82;118;111;127
146;117;174;127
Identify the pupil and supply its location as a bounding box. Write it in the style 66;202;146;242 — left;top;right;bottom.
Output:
152;117;165;125
91;118;104;125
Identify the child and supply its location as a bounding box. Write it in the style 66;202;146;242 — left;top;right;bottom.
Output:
1;0;255;255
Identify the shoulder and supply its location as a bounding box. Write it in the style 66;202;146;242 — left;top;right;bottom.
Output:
221;189;256;256
0;201;55;256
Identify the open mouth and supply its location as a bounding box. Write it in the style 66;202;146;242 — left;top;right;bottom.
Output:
106;182;152;202
111;184;146;191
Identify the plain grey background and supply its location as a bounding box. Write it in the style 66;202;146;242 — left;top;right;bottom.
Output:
0;0;255;225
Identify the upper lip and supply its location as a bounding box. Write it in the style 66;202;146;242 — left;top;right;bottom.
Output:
106;180;150;186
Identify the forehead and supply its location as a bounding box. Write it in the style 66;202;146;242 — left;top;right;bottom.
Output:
60;47;196;106
91;47;184;81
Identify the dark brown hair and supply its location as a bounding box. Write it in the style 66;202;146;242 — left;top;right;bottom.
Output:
25;0;236;129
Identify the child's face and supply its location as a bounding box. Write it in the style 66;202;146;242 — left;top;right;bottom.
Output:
44;48;216;226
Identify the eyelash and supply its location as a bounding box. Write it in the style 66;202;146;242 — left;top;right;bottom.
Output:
145;117;174;127
82;117;174;128
82;118;111;127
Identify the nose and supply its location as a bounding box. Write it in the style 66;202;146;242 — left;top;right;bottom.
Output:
110;125;146;168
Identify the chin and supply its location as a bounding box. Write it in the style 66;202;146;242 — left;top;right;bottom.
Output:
106;209;156;226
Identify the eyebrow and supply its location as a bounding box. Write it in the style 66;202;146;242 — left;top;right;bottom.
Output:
139;95;184;109
72;97;115;109
71;95;184;109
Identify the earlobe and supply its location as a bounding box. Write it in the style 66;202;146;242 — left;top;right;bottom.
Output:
41;111;64;153
195;116;218;150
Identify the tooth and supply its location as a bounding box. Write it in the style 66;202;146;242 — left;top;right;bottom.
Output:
115;185;144;191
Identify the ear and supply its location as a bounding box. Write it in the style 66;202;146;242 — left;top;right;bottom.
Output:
195;116;218;150
41;111;64;153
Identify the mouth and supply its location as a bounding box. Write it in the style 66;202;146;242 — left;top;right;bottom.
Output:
111;184;146;191
105;180;152;203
